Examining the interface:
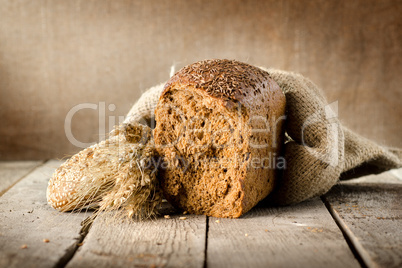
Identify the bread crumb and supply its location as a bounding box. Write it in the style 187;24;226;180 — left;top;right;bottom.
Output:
264;229;268;232
215;220;220;223
183;211;188;215
164;215;170;219
20;244;28;249
77;242;84;247
154;59;285;219
43;239;50;243
245;233;248;237
179;217;187;220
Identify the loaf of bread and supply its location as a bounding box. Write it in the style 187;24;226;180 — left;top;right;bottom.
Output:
154;59;286;218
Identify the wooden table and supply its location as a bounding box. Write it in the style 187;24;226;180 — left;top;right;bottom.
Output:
1;160;401;268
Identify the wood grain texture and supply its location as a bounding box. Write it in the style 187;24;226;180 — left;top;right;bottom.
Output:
1;0;401;160
207;198;359;268
342;168;402;184
324;183;402;268
0;161;43;196
67;206;206;268
0;160;91;268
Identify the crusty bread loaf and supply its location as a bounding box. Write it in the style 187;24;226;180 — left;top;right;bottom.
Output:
154;59;286;218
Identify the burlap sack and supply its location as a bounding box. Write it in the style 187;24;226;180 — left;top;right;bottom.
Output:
125;68;402;205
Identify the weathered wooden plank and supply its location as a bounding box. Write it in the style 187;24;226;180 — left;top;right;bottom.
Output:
342;168;402;185
67;205;206;268
324;183;402;268
0;160;91;268
207;198;359;268
390;168;402;182
0;161;43;196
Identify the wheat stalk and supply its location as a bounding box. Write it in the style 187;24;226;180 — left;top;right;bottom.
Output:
47;123;162;220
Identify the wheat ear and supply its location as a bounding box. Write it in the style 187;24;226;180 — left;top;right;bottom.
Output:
47;122;162;220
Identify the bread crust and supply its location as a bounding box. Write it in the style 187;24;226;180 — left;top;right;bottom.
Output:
161;59;281;111
155;59;286;218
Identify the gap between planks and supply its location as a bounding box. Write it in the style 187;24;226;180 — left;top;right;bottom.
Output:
0;160;45;197
206;198;359;268
203;216;209;268
323;196;373;268
0;160;92;268
55;215;95;268
323;182;402;268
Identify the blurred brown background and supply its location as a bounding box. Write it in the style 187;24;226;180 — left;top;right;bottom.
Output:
1;0;401;160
